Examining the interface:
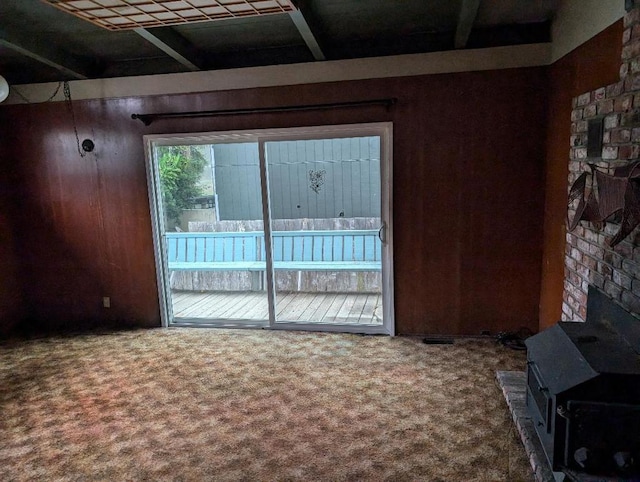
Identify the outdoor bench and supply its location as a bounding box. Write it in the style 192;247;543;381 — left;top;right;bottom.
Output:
165;230;382;275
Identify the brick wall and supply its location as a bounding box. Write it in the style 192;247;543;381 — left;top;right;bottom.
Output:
563;3;640;321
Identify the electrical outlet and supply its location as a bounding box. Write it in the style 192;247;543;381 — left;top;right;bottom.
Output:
102;297;111;308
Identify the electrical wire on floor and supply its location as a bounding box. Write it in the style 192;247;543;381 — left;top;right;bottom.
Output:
496;327;533;351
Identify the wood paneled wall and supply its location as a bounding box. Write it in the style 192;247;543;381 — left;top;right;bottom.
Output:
0;127;25;334
0;99;161;333
539;20;623;330
0;67;547;335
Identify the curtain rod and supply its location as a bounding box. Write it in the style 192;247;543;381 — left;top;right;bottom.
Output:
131;98;397;126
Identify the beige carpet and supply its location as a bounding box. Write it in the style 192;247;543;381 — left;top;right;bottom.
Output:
0;328;532;481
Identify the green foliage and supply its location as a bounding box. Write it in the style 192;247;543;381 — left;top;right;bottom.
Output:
157;145;207;226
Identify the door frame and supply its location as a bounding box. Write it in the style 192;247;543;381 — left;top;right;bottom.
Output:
143;122;394;335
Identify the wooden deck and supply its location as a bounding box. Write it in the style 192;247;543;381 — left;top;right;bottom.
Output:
171;291;383;325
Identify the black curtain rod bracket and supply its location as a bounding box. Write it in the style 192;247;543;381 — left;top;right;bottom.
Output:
131;98;397;126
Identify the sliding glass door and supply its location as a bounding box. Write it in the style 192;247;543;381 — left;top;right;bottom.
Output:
265;137;384;327
150;143;269;327
145;123;394;334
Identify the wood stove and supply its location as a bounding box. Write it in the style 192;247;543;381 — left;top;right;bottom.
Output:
525;286;640;478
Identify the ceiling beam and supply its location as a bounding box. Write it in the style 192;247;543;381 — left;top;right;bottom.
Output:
133;27;204;71
289;2;325;61
454;0;482;49
0;28;94;80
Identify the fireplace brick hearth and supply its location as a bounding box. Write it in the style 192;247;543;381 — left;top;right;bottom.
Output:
564;1;640;322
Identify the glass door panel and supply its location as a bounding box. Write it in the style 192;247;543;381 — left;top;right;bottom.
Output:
264;136;384;326
155;142;269;326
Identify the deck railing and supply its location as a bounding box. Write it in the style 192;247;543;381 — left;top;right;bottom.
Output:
165;229;382;272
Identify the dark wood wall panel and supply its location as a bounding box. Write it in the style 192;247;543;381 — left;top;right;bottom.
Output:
458;70;547;334
0;122;25;334
0;67;547;335
539;20;623;330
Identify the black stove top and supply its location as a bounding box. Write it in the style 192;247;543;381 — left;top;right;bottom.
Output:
559;321;640;375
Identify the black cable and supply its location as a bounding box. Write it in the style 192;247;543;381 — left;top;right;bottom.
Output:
12;82;63;104
496;327;533;350
63;81;86;158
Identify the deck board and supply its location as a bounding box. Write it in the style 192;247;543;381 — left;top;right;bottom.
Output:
334;294;357;323
363;295;381;324
279;292;311;321
310;293;341;321
175;293;217;317
347;294;368;323
299;293;327;321
171;291;382;325
321;294;348;322
275;292;298;317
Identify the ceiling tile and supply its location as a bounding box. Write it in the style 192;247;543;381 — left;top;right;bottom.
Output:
42;0;296;30
93;0;127;7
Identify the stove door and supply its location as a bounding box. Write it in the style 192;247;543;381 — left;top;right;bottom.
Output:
527;361;553;433
564;400;640;476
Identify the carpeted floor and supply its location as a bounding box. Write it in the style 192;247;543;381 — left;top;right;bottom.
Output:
0;328;532;481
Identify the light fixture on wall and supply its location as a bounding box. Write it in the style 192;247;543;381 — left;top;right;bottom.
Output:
0;75;9;103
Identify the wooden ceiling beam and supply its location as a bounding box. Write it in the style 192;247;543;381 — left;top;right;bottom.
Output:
454;0;482;49
134;27;204;71
289;1;325;61
0;28;94;80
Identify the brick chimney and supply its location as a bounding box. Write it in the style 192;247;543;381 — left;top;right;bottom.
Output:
563;1;640;321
